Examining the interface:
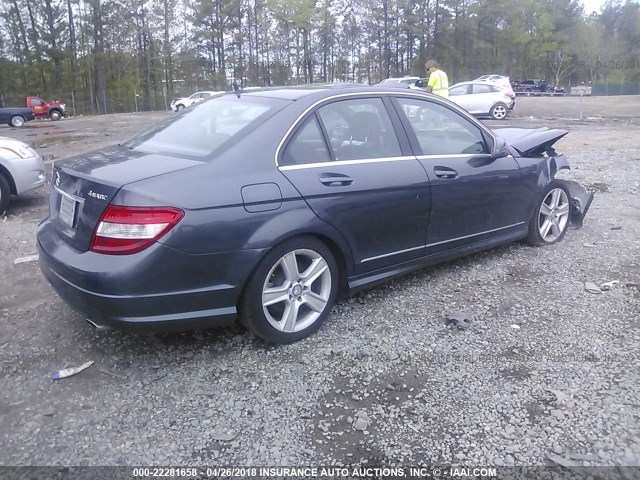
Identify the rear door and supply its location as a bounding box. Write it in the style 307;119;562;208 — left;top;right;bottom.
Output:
392;95;530;254
278;96;430;274
468;83;495;114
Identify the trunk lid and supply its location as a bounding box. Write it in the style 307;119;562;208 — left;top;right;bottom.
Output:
493;127;568;157
50;146;203;252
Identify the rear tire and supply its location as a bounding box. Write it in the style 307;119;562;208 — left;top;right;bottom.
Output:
0;174;11;215
489;103;508;120
49;110;62;121
239;236;339;344
526;181;571;246
9;115;25;128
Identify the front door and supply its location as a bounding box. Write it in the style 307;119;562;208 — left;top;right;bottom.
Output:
392;95;529;254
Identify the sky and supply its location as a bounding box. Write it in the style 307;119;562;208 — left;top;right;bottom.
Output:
580;0;606;14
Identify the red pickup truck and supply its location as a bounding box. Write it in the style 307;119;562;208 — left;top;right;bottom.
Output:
25;96;67;121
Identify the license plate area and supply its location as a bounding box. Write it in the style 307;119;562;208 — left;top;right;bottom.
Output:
59;192;78;228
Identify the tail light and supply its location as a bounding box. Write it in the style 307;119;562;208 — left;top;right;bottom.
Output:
91;205;184;255
505;92;515;100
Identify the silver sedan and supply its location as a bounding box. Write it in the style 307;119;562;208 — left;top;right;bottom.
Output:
0;136;46;214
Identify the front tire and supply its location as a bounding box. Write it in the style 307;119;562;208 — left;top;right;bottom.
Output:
239;236;339;344
0;174;11;215
49;110;62;121
490;103;508;120
176;104;185;111
9;115;25;128
526;181;571;246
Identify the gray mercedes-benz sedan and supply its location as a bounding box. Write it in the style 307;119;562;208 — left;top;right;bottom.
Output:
37;86;593;343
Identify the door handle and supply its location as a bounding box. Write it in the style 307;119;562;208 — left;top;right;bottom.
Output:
319;174;353;186
434;166;459;179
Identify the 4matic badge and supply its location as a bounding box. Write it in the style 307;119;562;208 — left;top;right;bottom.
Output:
87;190;107;200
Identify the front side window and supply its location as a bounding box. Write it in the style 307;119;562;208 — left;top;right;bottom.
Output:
395;97;489;156
123;95;286;158
316;98;402;161
31;98;43;106
472;84;493;94
449;85;469;96
281;116;331;167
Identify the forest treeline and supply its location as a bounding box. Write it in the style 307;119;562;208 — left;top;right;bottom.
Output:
0;0;639;113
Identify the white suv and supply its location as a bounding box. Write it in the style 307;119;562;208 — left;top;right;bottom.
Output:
377;77;426;90
170;91;225;112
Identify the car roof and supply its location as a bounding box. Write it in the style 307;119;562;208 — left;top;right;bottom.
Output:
383;77;420;81
450;81;494;87
241;84;420;100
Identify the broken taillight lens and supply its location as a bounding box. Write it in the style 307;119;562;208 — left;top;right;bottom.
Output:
90;205;184;254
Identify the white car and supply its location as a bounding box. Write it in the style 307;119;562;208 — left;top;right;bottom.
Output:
0;136;45;214
377;76;427;90
448;81;516;120
474;74;515;97
170;91;225;111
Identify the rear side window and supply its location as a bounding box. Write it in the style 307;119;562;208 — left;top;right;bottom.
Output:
123;95;286;158
395;97;489;156
316;98;402;161
281;116;331;166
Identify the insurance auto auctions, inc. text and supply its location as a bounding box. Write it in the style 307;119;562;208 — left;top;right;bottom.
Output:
204;466;498;478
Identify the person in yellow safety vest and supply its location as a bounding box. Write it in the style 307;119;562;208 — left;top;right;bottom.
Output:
426;59;449;98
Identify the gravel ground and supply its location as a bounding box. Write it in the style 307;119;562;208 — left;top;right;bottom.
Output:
0;105;639;468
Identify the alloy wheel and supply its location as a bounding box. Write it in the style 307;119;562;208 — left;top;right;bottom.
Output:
491;104;507;119
262;249;332;333
538;188;570;242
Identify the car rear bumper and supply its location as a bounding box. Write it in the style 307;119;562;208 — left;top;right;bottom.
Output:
37;218;266;333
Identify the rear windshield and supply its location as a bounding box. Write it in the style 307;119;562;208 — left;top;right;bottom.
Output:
123;95;288;158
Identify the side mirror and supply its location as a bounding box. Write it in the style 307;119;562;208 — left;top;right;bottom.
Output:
492;136;509;159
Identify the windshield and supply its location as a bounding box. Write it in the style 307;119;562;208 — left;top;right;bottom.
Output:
123;95;288;158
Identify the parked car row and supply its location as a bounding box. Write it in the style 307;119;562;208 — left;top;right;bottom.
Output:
0;96;67;128
511;79;565;95
374;74;516;120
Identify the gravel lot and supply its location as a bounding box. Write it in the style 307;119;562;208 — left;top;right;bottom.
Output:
0;96;639;468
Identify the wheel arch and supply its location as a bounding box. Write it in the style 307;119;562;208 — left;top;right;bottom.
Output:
240;227;353;303
0;164;17;194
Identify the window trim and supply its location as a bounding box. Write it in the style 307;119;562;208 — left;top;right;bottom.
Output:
280;114;333;167
304;96;404;164
389;95;494;157
276;91;494;168
279;156;417;171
